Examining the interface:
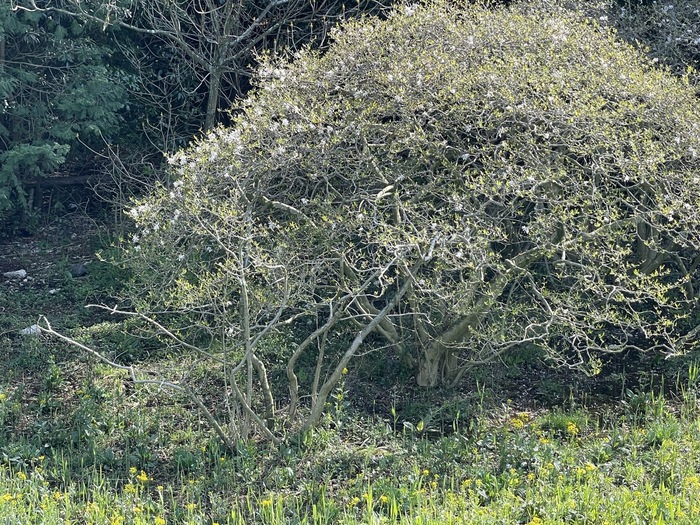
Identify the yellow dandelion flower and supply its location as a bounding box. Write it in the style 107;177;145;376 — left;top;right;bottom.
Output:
154;518;166;525
349;496;360;506
136;470;149;483
379;495;389;504
422;469;430;476
186;503;197;512
16;472;26;481
684;476;700;491
129;467;137;475
511;418;525;429
342;367;348;375
566;422;579;435
261;498;273;507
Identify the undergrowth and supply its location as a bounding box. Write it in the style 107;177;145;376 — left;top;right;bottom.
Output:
3;222;700;524
1;379;700;524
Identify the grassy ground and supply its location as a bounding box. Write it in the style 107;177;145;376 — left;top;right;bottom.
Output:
2;216;700;524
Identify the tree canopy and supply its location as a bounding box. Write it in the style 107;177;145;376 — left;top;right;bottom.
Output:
4;0;699;238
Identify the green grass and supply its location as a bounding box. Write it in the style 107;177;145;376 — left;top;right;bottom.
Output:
3;374;700;524
6;378;699;525
4;228;700;523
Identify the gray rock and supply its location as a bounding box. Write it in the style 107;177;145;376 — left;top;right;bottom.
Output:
3;269;27;279
70;263;88;278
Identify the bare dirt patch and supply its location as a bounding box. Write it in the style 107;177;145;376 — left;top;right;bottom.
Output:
0;214;101;289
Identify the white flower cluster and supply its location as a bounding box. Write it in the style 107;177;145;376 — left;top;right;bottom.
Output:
259;66;289;82
128;203;151;220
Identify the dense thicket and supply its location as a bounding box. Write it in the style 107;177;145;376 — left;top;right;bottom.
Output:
2;0;391;234
0;6;129;231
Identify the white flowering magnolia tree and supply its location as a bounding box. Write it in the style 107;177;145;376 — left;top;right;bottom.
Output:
80;2;700;444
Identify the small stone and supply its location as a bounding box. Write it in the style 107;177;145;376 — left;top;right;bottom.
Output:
49;289;59;295
3;269;27;279
70;263;88;278
19;325;42;336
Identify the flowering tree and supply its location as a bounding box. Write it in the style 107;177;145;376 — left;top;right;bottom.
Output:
67;1;700;443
